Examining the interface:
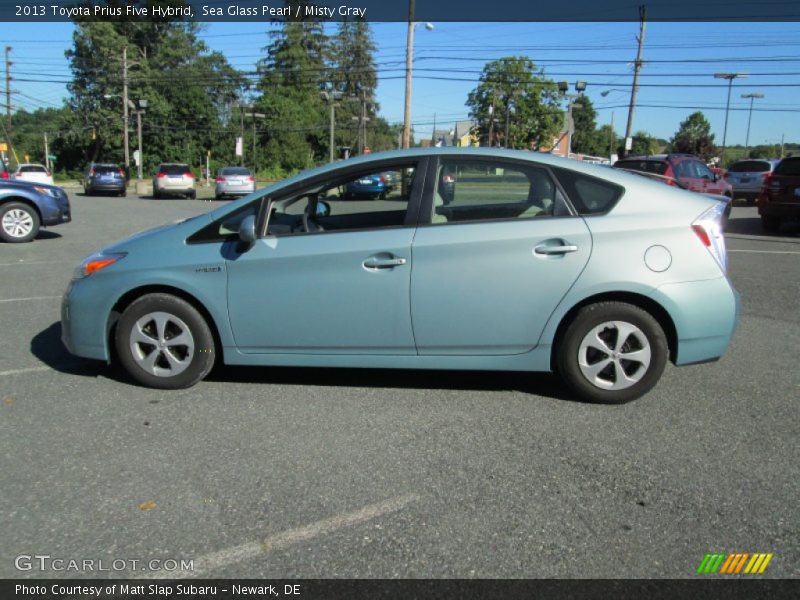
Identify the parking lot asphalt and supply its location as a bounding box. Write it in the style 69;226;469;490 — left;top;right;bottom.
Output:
1;191;798;579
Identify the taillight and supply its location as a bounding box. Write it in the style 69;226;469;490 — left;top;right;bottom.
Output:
379;175;386;183
90;169;96;177
118;168;125;177
156;172;167;178
0;171;8;179
247;176;255;182
443;175;455;184
692;202;728;273
215;177;225;183
185;172;194;179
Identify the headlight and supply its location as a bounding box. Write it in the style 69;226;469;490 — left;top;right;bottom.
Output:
33;186;58;197
73;252;127;279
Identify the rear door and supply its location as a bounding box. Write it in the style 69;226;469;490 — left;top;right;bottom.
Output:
410;156;593;355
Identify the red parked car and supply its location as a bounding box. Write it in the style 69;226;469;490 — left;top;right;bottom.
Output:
758;156;800;232
614;154;733;198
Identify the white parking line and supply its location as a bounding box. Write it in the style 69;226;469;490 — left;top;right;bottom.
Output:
729;249;800;255
0;366;50;377
0;260;75;267
149;493;420;579
0;296;61;303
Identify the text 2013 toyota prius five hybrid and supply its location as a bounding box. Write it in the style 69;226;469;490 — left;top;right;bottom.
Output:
61;148;738;403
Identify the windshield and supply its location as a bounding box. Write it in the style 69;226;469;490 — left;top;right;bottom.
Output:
159;165;190;175
220;168;251;176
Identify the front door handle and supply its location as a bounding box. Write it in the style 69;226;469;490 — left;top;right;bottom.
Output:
363;256;407;269
534;244;578;256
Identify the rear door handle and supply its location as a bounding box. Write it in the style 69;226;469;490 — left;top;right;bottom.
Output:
363;256;407;269
534;244;578;256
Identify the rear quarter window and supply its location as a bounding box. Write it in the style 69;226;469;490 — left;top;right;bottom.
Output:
552;168;624;215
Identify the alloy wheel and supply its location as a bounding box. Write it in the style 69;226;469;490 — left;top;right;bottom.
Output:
577;321;652;390
129;311;195;377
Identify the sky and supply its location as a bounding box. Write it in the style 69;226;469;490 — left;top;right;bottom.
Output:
4;20;800;151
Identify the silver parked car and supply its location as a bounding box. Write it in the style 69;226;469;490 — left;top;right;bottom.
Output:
725;159;778;203
153;163;196;199
215;167;256;200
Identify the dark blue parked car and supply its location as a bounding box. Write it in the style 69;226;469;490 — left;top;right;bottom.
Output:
0;180;71;242
344;173;388;199
83;163;127;196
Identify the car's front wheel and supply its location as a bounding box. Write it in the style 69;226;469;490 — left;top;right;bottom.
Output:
115;294;216;389
556;302;668;404
0;202;40;243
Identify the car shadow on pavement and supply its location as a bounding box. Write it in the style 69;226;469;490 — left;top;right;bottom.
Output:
208;365;580;402
31;322;582;402
31;322;123;380
725;217;800;239
35;230;62;240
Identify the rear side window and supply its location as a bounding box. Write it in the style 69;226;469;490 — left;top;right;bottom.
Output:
160;164;191;175
774;158;800;176
614;160;668;175
553;168;624;215
728;160;772;173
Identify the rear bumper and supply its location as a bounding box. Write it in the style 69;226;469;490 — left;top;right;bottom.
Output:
87;182;125;191
649;277;739;366
758;201;800;218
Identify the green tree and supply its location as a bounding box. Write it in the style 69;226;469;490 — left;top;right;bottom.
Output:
594;123;619;158
631;130;659;156
255;1;328;171
670;111;717;161
570;95;598;155
64;3;244;174
466;57;563;150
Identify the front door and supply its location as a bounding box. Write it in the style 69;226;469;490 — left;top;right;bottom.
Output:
226;162;423;355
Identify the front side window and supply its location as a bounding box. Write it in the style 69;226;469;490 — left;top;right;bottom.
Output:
429;160;566;225
266;165;418;236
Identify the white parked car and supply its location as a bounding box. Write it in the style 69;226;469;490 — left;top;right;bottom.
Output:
13;163;55;186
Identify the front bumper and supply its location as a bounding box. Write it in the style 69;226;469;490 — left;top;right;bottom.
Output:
61;278;109;361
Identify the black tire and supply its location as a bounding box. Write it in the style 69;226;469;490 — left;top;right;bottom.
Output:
761;215;781;233
556;302;668;404
153;190;162;199
187;190;197;200
0;201;41;243
115;293;216;390
119;189;127;197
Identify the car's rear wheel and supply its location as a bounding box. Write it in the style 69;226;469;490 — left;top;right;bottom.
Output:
761;215;781;233
0;202;40;243
115;294;216;389
187;190;197;200
556;302;668;404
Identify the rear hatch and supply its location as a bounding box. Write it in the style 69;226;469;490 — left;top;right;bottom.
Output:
158;165;193;188
763;158;800;202
727;160;772;190
91;165;124;183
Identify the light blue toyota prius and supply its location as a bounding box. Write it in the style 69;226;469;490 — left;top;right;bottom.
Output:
61;148;738;403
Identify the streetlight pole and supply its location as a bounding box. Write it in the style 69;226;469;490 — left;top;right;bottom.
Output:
714;72;747;160
401;2;433;149
243;111;266;173
741;92;764;156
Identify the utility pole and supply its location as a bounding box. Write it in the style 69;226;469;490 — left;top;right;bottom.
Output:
4;46;13;165
713;72;747;161
401;0;415;149
320;90;342;163
741;92;764;156
487;102;494;147
505;101;511;149
122;46;130;171
609;111;615;158
240;104;245;166
623;5;646;158
43;132;49;172
243;111;265;172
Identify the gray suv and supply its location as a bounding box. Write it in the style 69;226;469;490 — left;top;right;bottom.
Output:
726;159;778;203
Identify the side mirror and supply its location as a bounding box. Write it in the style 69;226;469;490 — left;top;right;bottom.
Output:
238;214;257;245
316;200;331;218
